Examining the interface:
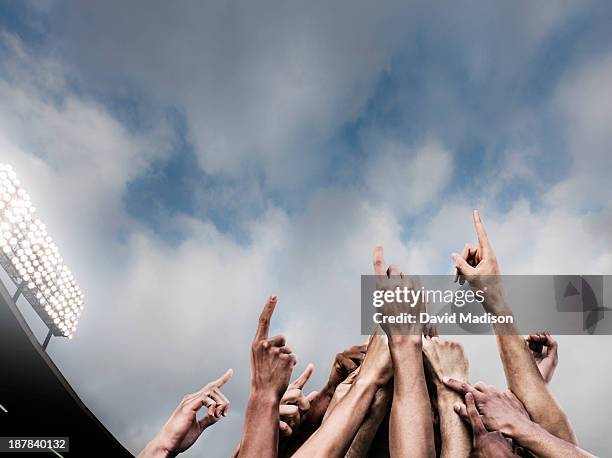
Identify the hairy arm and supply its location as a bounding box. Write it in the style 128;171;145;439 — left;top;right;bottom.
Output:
494;323;575;443
452;210;576;443
292;378;378;458
422;336;470;458
240;393;281;458
512;420;596;458
373;248;435;458
436;388;470;458
345;384;392;458
293;334;392;458
388;335;435;458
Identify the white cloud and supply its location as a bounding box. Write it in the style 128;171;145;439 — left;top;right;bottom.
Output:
1;3;612;457
547;52;612;209
366;140;452;217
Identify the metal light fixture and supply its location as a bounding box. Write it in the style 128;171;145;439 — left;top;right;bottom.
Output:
0;163;83;344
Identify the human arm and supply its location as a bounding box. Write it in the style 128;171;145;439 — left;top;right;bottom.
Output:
452;210;576;443
138;369;233;458
373;246;435;458
238;295;297;458
345;382;393;458
448;380;594;458
292;333;393;458
422;337;471;458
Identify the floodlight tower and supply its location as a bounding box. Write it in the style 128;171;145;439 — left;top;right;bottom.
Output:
0;163;84;349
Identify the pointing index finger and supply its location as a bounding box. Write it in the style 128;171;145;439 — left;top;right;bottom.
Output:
473;210;492;255
373;245;386;276
291;363;314;389
255;295;277;341
211;368;234;388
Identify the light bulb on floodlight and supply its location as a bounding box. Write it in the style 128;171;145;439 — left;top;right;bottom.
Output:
0;164;84;339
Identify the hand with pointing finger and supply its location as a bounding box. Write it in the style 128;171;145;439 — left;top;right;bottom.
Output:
451;210;506;313
279;364;314;437
240;295;297;458
250;295;297;400
139;369;233;458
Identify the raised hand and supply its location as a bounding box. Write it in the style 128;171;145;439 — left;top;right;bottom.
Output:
451;210;505;312
328;345;367;389
139;369;233;458
239;295;297;458
279;364;314;437
423;337;471;458
250;295;297;400
373;245;426;336
443;379;529;437
458;393;519;458
422;337;469;387
526;333;558;383
357;332;393;387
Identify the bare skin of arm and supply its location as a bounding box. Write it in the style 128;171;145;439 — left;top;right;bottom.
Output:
374;246;435;458
139;369;233;458
345;382;393;458
449;380;595;458
238;296;297;458
280;346;366;456
291;334;393;458
452;210;576;444
422;337;471;458
459;392;519;458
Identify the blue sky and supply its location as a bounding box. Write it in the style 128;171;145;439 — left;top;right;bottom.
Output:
3;0;607;241
1;1;612;456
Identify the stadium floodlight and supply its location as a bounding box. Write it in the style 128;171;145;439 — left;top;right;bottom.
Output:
0;163;83;344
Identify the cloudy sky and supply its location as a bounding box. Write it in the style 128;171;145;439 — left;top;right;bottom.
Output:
1;1;612;456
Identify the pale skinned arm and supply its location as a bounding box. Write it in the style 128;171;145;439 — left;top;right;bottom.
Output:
448;380;594;458
291;334;393;458
374;246;435;458
345;383;392;458
511;419;596;458
388;335;435;458
422;336;470;458
452;210;576;444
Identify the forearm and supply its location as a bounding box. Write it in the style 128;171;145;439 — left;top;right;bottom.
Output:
491;303;576;443
292;379;378;458
389;336;435;458
346;388;392;458
239;392;279;458
513;420;594;458
436;389;470;458
138;437;175;458
279;387;335;457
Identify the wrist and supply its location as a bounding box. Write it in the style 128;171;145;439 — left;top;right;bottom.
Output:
389;334;422;352
507;416;537;441
140;435;176;458
249;386;282;405
436;384;464;404
321;380;337;398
